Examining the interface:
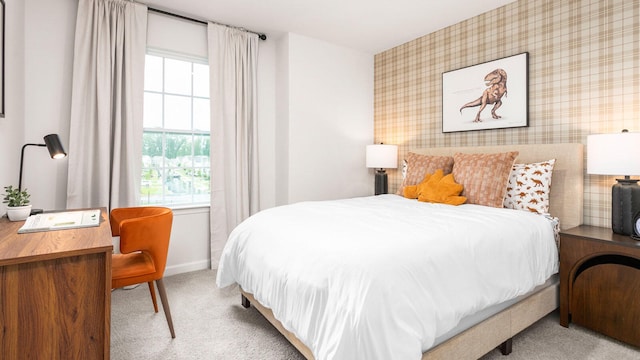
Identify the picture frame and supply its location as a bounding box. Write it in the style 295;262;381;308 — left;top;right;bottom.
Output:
0;0;4;118
442;52;528;133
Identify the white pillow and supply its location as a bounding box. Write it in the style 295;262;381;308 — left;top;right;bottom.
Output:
503;159;556;214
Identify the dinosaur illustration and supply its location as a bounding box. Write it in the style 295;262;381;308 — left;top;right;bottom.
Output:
459;68;508;122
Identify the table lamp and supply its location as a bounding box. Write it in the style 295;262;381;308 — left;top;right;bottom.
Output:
587;129;640;235
366;144;398;195
19;133;67;214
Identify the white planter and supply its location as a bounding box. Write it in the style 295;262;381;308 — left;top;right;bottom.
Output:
7;205;32;221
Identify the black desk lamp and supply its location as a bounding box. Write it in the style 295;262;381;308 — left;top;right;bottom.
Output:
366;144;398;195
587;129;640;235
19;134;67;214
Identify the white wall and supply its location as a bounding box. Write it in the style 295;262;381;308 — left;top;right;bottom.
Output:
164;207;210;275
22;0;75;211
4;0;373;276
0;0;26;204
277;33;374;204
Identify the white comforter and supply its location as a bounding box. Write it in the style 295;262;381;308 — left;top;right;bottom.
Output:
217;195;559;360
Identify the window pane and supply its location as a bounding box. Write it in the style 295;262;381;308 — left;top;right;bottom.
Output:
164;58;192;95
143;93;163;128
165;133;193;160
164;95;191;131
164;168;193;205
144;55;163;92
193;63;209;97
141;131;164;205
140;164;164;205
193;167;211;203
142;132;164;158
193;134;210;158
193;98;210;131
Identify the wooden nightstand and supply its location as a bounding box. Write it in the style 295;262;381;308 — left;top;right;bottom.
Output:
559;225;640;347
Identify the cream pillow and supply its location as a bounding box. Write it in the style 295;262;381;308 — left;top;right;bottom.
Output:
503;159;556;214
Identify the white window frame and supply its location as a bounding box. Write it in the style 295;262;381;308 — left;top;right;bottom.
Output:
141;49;210;208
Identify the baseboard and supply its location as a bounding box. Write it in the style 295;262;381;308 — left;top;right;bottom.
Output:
164;259;210;277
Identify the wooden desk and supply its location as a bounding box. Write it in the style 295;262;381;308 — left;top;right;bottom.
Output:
0;208;113;359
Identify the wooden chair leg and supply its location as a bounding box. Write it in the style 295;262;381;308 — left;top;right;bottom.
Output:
156;278;176;338
148;281;159;313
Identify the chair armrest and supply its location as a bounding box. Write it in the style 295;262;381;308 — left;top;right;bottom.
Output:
110;207;148;236
111;207;173;256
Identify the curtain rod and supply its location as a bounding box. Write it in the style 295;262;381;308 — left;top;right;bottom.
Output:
148;7;267;41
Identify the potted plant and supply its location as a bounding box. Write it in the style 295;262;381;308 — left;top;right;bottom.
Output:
3;185;32;221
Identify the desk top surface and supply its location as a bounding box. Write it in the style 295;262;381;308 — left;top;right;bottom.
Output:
0;207;113;266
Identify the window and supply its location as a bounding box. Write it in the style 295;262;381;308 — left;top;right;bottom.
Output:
141;52;210;206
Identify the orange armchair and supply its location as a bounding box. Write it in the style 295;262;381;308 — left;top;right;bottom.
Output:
110;206;175;338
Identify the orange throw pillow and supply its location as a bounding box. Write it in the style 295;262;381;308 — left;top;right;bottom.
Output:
403;169;466;205
418;172;467;206
403;172;433;199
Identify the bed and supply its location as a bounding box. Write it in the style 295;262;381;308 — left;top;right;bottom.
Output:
217;143;584;360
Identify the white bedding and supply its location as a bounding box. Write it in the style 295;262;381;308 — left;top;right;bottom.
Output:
216;195;559;360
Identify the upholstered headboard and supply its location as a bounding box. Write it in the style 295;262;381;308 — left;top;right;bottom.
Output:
410;143;584;230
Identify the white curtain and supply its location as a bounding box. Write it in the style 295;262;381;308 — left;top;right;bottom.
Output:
208;24;260;268
67;0;147;210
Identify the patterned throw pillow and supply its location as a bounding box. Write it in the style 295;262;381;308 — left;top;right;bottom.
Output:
503;159;556;214
396;153;454;195
452;151;519;208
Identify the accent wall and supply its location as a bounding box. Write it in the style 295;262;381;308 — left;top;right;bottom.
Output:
374;0;639;228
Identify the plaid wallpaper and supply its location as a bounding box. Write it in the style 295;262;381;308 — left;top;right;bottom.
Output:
374;0;640;228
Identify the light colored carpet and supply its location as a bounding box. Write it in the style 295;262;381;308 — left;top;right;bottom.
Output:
111;269;639;360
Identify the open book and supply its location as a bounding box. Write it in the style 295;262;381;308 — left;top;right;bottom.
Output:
18;209;101;234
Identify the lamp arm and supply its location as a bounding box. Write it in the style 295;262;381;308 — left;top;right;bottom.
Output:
19;143;46;192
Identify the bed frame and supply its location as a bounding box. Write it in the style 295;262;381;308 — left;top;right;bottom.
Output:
240;143;584;359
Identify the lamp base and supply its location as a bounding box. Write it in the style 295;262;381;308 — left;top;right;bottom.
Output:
611;179;640;235
374;169;388;195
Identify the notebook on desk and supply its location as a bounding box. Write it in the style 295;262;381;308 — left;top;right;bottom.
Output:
18;209;101;234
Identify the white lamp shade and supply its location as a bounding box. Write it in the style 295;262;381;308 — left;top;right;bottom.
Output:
587;132;640;175
366;144;398;169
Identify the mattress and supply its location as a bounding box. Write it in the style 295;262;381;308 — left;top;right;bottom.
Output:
217;195;559;360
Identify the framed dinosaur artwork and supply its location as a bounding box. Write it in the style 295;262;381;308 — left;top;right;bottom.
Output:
442;52;528;133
